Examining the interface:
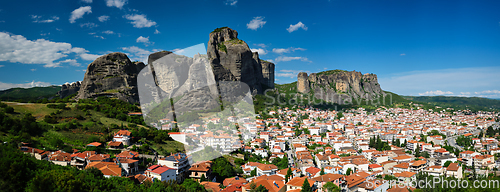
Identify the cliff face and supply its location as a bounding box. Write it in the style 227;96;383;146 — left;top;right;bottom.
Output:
297;70;384;104
58;81;81;98
207;27;274;94
69;27;274;104
75;52;146;103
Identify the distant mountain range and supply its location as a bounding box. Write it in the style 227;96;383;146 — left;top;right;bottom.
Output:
0;86;60;102
403;95;500;111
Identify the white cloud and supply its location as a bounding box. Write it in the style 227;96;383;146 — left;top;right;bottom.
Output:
102;30;114;34
93;35;105;39
272;47;306;54
98;15;110;22
69;6;92;23
80;22;98;28
400;53;406;56
0;65;4;68
30;68;36;71
247;16;266;30
272;56;311;63
276;69;309;78
0;32;100;67
418;90;454;96
379;67;500;98
0;80;53;91
251;48;267;55
31;15;59;23
58;59;81;67
121;46;152;63
254;43;267;48
106;0;127;9
154;29;160;34
287;21;308;33
124;14;156;28
136;36;149;43
82;0;92;3
225;0;237;6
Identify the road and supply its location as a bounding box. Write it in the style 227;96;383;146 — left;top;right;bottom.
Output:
445;129;481;151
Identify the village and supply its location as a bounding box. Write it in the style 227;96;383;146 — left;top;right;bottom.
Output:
20;104;500;192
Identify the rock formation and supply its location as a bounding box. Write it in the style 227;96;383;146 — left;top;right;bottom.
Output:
75;52;145;103
68;27;275;104
207;27;274;94
297;70;384;104
58;81;81;98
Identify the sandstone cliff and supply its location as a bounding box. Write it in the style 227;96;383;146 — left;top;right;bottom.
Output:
75;52;145;103
297;70;384;104
207;27;274;94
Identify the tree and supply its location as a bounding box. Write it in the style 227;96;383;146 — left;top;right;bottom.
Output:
301;178;312;192
323;181;340;192
395;139;401;147
251;185;269;192
251;168;257;177
285;168;292;183
415;143;420;157
200;174;207;182
320;168;325;175
182;178;207;192
346;168;353;176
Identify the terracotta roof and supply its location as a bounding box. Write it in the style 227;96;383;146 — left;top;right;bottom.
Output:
86;162;121;177
394;171;416;178
87;142;102;147
345;174;366;188
223;176;247;186
201;181;222;192
115;129;131;136
447;163;460;171
286;177;314;187
311;173;344;182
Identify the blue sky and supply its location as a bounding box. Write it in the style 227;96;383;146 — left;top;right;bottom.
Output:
0;0;499;98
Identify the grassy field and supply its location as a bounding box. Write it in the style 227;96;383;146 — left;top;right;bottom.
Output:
5;102;57;120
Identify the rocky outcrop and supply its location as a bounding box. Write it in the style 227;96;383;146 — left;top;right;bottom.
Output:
297;70;384;104
207;27;274;94
297;72;310;93
58;81;81;98
75;52;145;103
72;27;274;104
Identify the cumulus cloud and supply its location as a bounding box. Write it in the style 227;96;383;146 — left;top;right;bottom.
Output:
0;32;100;67
31;15;59;23
287;21;307;33
247;16;266;30
58;59;80;67
251;48;267;55
154;29;160;34
82;0;92;3
276;69;309;78
400;53;406;56
272;56;311;63
272;47;306;54
136;36;152;46
69;6;92;23
106;0;127;9
0;65;4;68
225;0;237;6
98;15;110;22
0;80;53;91
418;90;454;96
124;14;156;28
80;22;98;28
